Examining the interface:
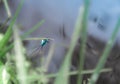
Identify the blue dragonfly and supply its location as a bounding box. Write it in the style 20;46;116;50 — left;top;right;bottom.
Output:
40;39;49;48
26;38;51;57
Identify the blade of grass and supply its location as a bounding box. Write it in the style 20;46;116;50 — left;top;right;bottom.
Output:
54;6;85;84
3;0;11;18
0;0;24;52
0;65;4;84
0;0;12;29
88;18;120;84
23;37;53;40
77;0;90;84
28;68;112;80
21;20;45;39
13;25;28;84
2;66;10;84
0;44;13;56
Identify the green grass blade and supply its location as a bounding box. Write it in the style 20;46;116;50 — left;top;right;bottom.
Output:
0;0;24;52
77;0;90;84
54;6;85;84
27;68;111;81
0;65;4;84
21;20;45;39
3;0;11;18
0;0;12;29
0;44;13;56
13;25;28;84
89;18;120;84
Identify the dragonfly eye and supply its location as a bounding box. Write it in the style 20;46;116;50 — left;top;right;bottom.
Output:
40;39;49;47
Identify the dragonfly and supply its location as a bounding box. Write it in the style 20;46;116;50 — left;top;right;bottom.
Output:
40;39;49;48
25;38;51;57
25;37;68;57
